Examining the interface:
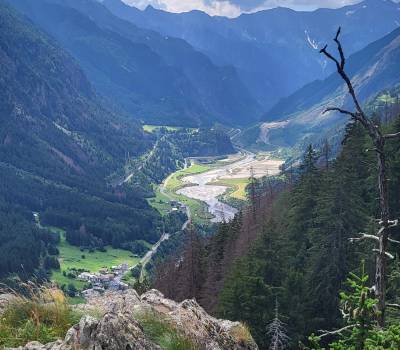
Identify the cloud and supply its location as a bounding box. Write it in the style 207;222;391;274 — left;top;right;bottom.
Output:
123;0;242;17
122;0;363;17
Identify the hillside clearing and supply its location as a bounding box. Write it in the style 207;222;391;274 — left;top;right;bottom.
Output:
48;228;140;290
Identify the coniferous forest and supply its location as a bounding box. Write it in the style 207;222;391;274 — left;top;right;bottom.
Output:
154;114;400;348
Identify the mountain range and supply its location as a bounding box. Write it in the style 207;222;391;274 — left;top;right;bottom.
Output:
3;0;400;150
9;0;260;127
103;0;400;110
7;0;400;130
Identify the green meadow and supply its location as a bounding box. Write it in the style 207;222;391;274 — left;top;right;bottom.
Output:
48;228;140;290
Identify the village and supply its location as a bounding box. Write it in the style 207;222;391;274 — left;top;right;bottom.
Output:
78;263;130;298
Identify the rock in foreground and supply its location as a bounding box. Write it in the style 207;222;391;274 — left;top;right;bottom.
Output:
10;289;258;350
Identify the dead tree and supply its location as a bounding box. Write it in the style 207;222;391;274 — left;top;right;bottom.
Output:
266;300;289;350
320;27;400;327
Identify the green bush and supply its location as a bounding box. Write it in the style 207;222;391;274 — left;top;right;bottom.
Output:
304;263;400;350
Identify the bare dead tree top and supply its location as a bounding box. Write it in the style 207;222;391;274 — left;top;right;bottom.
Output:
320;27;400;144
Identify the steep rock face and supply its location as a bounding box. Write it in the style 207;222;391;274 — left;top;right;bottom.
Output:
10;289;258;350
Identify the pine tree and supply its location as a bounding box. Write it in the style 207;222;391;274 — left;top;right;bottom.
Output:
305;123;370;331
287;144;320;263
218;219;286;348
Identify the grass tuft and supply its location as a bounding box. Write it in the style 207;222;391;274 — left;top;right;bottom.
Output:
229;323;254;344
0;283;80;348
136;310;201;350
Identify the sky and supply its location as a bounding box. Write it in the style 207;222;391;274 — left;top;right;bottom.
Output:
122;0;363;17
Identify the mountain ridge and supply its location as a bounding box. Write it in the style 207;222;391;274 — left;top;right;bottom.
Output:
9;0;260;127
104;0;400;110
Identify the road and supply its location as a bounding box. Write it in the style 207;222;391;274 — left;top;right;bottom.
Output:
139;181;191;281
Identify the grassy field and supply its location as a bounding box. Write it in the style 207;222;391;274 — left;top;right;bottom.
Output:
148;158;251;224
171;191;213;222
147;163;212;220
165;163;211;191
143;125;180;133
162;163;214;223
143;125;199;133
147;186;172;216
48;228;140;290
212;178;250;200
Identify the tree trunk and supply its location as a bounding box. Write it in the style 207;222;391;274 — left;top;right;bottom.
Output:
375;143;389;327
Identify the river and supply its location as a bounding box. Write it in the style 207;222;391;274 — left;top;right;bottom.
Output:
177;152;283;223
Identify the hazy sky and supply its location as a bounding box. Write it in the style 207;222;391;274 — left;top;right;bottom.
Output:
122;0;363;17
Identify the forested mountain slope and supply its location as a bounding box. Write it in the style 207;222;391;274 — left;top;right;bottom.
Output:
9;0;260;126
103;0;400;109
154;115;400;348
0;0;160;278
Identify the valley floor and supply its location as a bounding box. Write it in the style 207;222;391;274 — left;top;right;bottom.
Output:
152;151;284;224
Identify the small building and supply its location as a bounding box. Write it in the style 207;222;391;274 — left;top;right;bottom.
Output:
78;272;100;284
81;287;105;298
108;280;129;291
98;274;114;283
120;263;129;272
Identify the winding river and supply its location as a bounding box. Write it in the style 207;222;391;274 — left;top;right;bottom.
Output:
177;152;283;223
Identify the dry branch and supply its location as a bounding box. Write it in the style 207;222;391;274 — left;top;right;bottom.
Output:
384;132;400;140
318;324;356;338
349;233;379;243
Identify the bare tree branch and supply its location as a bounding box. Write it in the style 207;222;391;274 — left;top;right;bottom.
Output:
323;107;359;120
318;324;356;338
384;132;400;140
334;27;345;70
349;233;379;243
365;148;382;154
388;237;400;245
387;303;400;309
372;249;394;260
319;45;341;71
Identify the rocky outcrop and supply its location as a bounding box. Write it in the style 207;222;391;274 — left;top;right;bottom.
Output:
0;293;15;314
13;314;159;350
10;289;258;350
